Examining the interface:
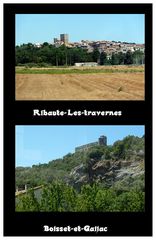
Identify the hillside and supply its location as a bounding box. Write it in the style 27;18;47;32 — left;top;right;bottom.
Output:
16;135;144;191
15;135;144;212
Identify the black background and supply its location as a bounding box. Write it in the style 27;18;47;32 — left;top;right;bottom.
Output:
4;3;152;236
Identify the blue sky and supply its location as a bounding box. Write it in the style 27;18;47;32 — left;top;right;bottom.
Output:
15;125;144;167
15;14;145;45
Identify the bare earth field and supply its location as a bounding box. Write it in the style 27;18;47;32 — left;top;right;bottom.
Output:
16;69;144;100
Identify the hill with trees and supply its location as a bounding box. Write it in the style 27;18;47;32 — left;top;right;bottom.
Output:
15;43;144;67
16;135;145;212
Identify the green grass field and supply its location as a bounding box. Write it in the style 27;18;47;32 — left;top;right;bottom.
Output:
16;65;144;74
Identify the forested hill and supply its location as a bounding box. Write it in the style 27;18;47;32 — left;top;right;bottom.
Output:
16;135;144;190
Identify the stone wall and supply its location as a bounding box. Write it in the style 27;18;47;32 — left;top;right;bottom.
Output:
75;135;107;152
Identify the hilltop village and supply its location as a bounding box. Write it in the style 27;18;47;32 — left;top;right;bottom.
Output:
16;33;145;100
34;33;144;60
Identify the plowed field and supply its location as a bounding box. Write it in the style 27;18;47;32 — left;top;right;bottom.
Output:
16;69;144;100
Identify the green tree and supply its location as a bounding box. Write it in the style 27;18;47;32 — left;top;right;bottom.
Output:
40;182;64;211
104;146;112;160
42;42;49;47
132;50;144;65
76;184;98;211
95;188;116;211
92;48;100;63
113;140;125;160
63;185;77;211
124;51;133;64
16;190;40;212
117;52;125;65
112;191;144;212
40;182;77;212
100;52;107;65
111;53;119;65
87;148;104;160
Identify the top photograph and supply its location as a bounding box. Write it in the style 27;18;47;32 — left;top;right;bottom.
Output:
15;13;145;101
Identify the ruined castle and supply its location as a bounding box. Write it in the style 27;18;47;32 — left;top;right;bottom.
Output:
75;135;107;152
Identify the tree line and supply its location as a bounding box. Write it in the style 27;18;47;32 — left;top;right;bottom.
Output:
15;43;145;67
16;181;144;212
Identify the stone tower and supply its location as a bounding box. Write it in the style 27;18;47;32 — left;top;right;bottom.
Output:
60;34;69;45
98;135;107;146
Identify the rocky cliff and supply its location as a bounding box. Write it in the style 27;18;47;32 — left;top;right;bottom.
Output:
69;156;144;191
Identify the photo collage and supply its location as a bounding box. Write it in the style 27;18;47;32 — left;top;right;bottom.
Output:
3;3;152;237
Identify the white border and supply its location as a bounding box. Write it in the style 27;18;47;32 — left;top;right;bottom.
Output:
0;1;155;240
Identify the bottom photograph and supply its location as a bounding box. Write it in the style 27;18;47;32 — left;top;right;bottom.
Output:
15;125;145;212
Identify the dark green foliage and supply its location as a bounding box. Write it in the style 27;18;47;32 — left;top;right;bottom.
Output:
99;52;107;65
91;48;100;63
95;188;116;211
111;135;144;160
113;140;125;160
132;50;144;65
117;52;125;65
87;148;104;160
110;191;144;212
16;151;88;188
16;190;40;212
16;43;96;66
124;51;133;64
76;184;99;211
16;182;144;212
111;53;119;65
104;146;112;160
40;182;77;212
16;43;144;66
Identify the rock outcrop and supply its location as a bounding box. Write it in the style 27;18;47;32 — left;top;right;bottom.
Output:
69;158;144;190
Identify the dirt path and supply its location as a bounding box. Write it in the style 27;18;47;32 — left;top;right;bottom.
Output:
16;73;144;100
